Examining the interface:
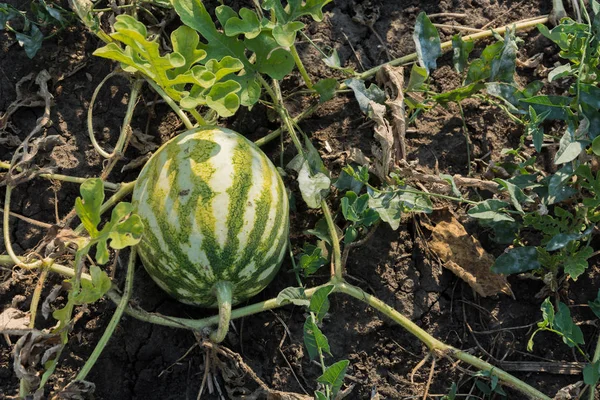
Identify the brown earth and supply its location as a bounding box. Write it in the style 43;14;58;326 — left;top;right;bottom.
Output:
1;0;599;399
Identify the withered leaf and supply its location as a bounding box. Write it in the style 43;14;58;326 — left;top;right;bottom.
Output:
426;216;513;297
0;307;30;332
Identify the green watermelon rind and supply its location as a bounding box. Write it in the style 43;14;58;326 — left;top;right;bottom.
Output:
132;126;290;307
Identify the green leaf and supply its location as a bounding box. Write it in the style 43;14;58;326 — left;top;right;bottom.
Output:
341;191;360;222
519;95;572;121
589;289;600;319
490;28;517;83
317;360;349;398
527;106;550;153
0;4;21;29
583;361;600;386
564;246;593;281
298;244;327;276
334;166;366;193
75;178;105;237
494;178;533;213
344;225;358;244
203;80;242;117
548;64;572;82
485;82;523;112
223;7;261;39
94;13;246;116
440;174;461;197
555;302;585;347
345;78;386;114
406;64;428;92
263;0;332;23
272;21;305;48
276;287;310;306
452;34;474;73
303;316;331;360
94;202;143;265
367;189;401;230
433;83;484;105
170;25;207;75
592;136;600;155
313;78;338;103
71;266;112;305
315;391;328;400
464;41;503;84
580;83;600;109
546;233;582;251
468;199;514;222
310;285;334;322
245;33;295;79
554;127;586;165
296;161;331;208
412;12;441;74
491;246;541;275
539;298;555;328
173;0;249;68
15;24;44;59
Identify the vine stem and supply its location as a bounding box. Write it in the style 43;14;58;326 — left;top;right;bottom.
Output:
100;79;144;180
257;75;305;158
88;70;124;159
344;15;549;88
28;266;49;328
209;281;233;343
144;79;195;130
0;255;552;399
3;186;42;269
321;199;343;280
335;282;551;400
75;249;136;381
0;161;120;190
290;44;313;88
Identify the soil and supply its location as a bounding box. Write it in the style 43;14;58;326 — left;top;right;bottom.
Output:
1;0;599;399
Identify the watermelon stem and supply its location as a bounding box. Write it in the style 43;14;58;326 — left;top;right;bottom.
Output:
209;281;233;343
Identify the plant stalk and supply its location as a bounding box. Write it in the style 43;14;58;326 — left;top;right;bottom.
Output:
0;161;120;190
145;79;194;130
1;253;553;399
209;281;233;343
290;44;313;88
3;185;42;269
321;199;343;280
346;15;549;87
75;249;136;381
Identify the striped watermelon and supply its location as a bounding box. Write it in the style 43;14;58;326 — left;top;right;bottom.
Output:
132;127;289;310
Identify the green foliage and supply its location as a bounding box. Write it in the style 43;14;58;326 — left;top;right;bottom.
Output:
452;34;474;73
367;185;433;230
1;0;70;58
474;370;507;398
297;244;327;276
317;360;349;398
529;298;584;351
345;78;386;114
413;12;441;75
75;178;143;265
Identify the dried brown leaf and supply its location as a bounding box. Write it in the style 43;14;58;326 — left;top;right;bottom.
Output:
130;129;159;154
426;216;512;297
369;101;394;181
121;153;152;172
376;65;406;161
13;330;61;392
56;379;96;399
0;307;30;332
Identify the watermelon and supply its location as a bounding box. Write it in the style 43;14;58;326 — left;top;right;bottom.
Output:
132;127;289;340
